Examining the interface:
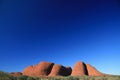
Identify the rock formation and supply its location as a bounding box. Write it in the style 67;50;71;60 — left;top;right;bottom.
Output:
86;64;104;76
71;62;88;76
22;62;54;76
22;65;35;76
49;64;72;76
22;61;106;77
33;62;54;76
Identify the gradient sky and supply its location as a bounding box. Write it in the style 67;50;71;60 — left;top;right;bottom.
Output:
0;0;120;75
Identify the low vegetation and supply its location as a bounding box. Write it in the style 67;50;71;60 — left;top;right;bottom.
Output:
0;71;120;80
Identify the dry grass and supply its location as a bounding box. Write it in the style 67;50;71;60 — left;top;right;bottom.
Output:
0;71;120;80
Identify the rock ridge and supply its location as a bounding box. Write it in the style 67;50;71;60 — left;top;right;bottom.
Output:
21;61;106;77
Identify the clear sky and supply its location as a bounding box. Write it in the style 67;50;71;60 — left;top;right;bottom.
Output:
0;0;120;75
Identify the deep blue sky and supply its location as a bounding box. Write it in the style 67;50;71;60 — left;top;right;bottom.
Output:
0;0;120;75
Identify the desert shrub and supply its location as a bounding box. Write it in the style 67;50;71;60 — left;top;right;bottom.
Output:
1;71;120;80
27;77;36;80
0;71;17;80
17;75;28;80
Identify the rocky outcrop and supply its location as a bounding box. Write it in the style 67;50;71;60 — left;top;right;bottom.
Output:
22;65;35;76
33;62;54;76
49;64;72;76
86;64;104;76
10;72;22;76
22;61;105;77
22;62;54;76
71;62;88;76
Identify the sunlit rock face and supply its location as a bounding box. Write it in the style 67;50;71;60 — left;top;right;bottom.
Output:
22;65;34;76
86;64;104;76
22;62;54;76
71;61;88;76
33;62;54;76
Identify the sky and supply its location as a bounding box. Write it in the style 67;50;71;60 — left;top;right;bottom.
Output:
0;0;120;75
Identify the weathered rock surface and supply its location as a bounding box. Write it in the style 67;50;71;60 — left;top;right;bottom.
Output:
71;62;88;76
22;61;105;77
86;64;104;76
33;62;54;76
49;64;72;76
22;62;54;76
22;65;35;76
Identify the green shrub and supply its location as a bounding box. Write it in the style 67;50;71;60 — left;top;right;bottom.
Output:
17;75;28;80
1;71;120;80
27;77;36;80
0;71;17;80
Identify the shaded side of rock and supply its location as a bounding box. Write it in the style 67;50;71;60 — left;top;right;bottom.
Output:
71;62;88;76
66;66;72;75
33;62;54;76
49;64;72;76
